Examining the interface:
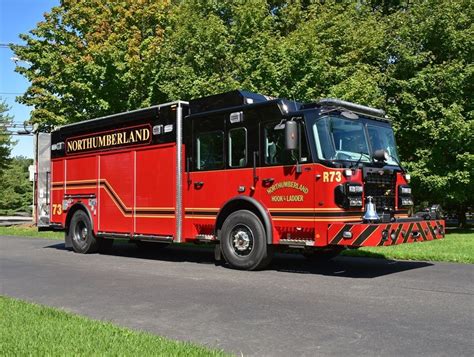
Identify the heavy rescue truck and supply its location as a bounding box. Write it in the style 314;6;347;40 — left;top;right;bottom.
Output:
34;90;445;270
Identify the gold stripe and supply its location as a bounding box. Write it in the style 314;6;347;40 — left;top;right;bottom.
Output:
273;218;315;222
65;185;97;190
134;215;175;219
186;207;220;211
273;217;360;222
268;207;346;212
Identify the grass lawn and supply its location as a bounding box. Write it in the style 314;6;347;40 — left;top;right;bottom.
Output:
0;296;226;356
1;225;472;264
0;225;63;240
342;229;473;264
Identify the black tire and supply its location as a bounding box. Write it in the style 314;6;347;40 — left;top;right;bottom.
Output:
303;247;343;263
220;210;273;270
68;210;98;254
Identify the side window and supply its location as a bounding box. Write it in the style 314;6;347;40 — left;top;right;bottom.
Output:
196;130;224;171
264;122;294;165
228;128;247;168
263;121;310;165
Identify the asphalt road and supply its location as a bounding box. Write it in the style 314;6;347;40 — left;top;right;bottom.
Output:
1;236;473;356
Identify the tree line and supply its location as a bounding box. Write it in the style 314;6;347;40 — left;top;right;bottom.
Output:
0;100;33;215
8;0;473;224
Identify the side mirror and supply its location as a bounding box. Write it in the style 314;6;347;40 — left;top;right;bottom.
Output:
373;149;389;162
284;121;298;150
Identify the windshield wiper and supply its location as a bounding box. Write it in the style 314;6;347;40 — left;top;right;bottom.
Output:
388;154;406;173
351;152;371;169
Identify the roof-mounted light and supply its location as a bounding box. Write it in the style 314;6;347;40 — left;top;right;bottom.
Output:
318;98;386;118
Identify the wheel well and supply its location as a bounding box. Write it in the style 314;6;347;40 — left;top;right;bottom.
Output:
65;203;92;234
215;198;272;244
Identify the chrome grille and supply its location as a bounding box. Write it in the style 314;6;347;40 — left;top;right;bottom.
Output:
364;171;396;211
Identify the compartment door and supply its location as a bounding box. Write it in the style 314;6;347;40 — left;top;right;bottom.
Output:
188;115;226;237
98;151;134;234
135;145;177;237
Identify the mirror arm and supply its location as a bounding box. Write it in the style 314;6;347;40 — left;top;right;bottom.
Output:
186;157;192;185
296;123;302;174
253;151;259;183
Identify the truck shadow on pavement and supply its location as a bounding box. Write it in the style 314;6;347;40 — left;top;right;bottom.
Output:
46;241;433;279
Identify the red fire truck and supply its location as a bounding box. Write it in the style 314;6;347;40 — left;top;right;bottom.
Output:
34;90;445;270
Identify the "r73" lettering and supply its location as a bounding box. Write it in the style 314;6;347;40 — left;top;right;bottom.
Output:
323;171;342;183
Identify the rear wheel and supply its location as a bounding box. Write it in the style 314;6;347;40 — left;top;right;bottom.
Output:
220;210;273;270
69;210;98;254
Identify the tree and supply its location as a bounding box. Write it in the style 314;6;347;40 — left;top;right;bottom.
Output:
0;156;33;215
0;99;14;174
12;0;473;224
384;0;473;226
12;0;171;128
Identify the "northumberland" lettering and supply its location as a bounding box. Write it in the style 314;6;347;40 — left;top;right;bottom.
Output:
66;126;151;154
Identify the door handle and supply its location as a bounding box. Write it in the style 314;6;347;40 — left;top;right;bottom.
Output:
194;181;204;188
262;178;274;184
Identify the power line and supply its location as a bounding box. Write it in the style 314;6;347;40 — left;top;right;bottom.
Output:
0;92;23;95
0;43;22;48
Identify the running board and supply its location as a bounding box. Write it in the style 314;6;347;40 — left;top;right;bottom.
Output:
195;234;217;242
279;239;314;247
134;234;173;243
96;232;173;243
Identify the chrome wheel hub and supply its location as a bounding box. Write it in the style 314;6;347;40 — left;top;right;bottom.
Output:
80;227;88;240
230;225;253;256
74;222;88;243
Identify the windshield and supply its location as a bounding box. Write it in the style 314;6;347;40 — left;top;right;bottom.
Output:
312;115;399;165
367;124;399;165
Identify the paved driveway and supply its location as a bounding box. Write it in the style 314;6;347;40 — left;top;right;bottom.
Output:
1;236;473;356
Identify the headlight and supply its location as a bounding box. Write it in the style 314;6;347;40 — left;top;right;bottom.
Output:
398;185;413;207
349;198;363;207
400;187;411;195
335;183;363;208
401;197;413;206
348;185;363;193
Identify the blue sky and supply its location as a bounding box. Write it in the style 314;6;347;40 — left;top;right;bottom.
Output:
0;0;59;158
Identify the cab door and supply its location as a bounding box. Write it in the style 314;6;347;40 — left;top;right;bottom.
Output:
187;115;227;237
256;119;316;244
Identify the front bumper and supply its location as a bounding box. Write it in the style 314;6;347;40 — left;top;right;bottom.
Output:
327;219;445;247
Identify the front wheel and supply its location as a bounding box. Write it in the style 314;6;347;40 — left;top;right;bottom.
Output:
220;210;273;270
68;210;98;254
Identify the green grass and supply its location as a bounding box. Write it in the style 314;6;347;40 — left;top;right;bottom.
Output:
342;230;474;264
0;225;63;239
0;296;227;356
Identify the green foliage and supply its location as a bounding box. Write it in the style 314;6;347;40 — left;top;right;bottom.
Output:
12;0;473;213
384;0;473;214
0;99;14;173
0;156;33;215
13;0;171;128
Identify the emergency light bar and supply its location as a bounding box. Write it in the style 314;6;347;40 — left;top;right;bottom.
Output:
318;98;386;118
